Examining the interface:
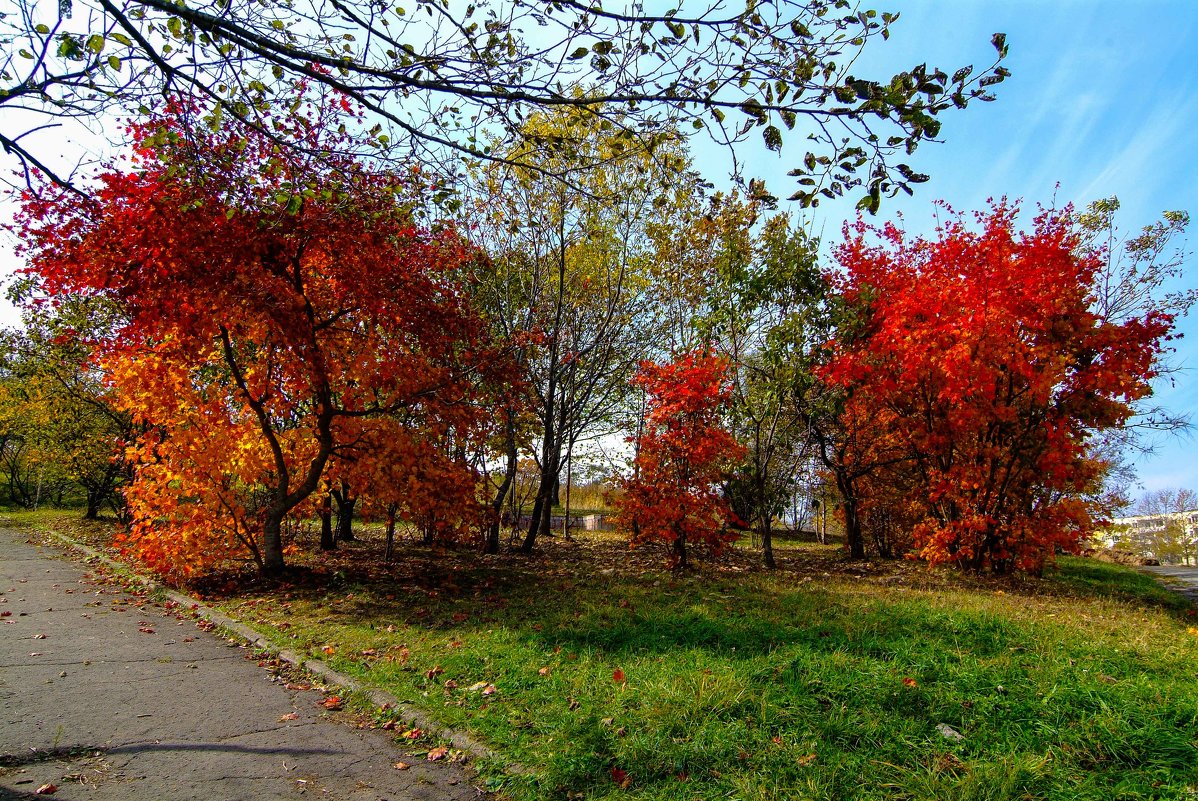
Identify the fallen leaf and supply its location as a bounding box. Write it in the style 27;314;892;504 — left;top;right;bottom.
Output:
29;652;43;657
427;746;449;761
538;666;551;677
381;720;397;730
798;753;817;767
138;627;155;634
321;645;336;656
33;633;46;639
481;684;496;696
403;728;424;739
392;761;410;770
612;668;626;684
425;665;444;680
285;682;312;691
320;696;343;710
902;677;918;688
610;767;630;788
466;681;488;692
443;679;459;690
279;713;300;721
35;784;58;795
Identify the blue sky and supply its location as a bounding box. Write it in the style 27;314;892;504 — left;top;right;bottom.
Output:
731;0;1198;496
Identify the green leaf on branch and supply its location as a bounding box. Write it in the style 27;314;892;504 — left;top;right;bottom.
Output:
762;125;783;152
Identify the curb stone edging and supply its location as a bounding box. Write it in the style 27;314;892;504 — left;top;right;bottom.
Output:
34;526;519;774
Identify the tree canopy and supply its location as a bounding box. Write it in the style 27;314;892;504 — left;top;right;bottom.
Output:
16;99;510;577
1;0;1006;209
820;203;1175;573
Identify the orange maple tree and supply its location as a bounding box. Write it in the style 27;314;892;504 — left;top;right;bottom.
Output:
614;350;746;568
16;99;505;579
821;203;1173;573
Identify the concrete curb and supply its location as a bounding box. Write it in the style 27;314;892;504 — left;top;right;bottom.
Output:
36;527;513;770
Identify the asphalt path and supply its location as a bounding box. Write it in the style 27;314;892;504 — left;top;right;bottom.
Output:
1140;564;1198;605
0;528;486;801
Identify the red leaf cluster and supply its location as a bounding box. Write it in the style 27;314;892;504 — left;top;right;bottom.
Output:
822;203;1172;573
613;350;746;568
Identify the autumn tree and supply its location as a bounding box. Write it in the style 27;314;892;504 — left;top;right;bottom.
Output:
0;291;135;518
701;201;830;568
1;0;1007;213
821;203;1175;573
614;350;745;569
16;99;504;579
468;106;682;554
330;414;490;559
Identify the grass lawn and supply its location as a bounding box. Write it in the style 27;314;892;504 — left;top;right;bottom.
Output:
13;510;1198;800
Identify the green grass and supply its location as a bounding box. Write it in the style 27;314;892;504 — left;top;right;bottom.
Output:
13;509;1198;800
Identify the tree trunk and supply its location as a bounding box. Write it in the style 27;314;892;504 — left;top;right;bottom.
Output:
262;513;285;576
485;411;518;555
836;472;866;560
319;493;335;551
673;527;688;569
522;492;545;553
332;484;356;543
522;446;560;553
384;504;397;562
755;471;775;569
759;514;776;569
523;220;568;554
83;485;103;520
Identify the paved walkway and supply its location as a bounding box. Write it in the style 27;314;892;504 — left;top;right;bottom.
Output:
0;528;485;800
1141;564;1198;605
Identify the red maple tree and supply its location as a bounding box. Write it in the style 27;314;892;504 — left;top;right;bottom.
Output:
614;350;746;568
821;203;1173;573
16;99;506;579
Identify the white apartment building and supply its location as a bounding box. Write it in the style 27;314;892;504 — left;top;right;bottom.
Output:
1105;510;1198;565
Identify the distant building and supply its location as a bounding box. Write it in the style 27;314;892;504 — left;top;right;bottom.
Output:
1104;510;1198;565
583;514;614;531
